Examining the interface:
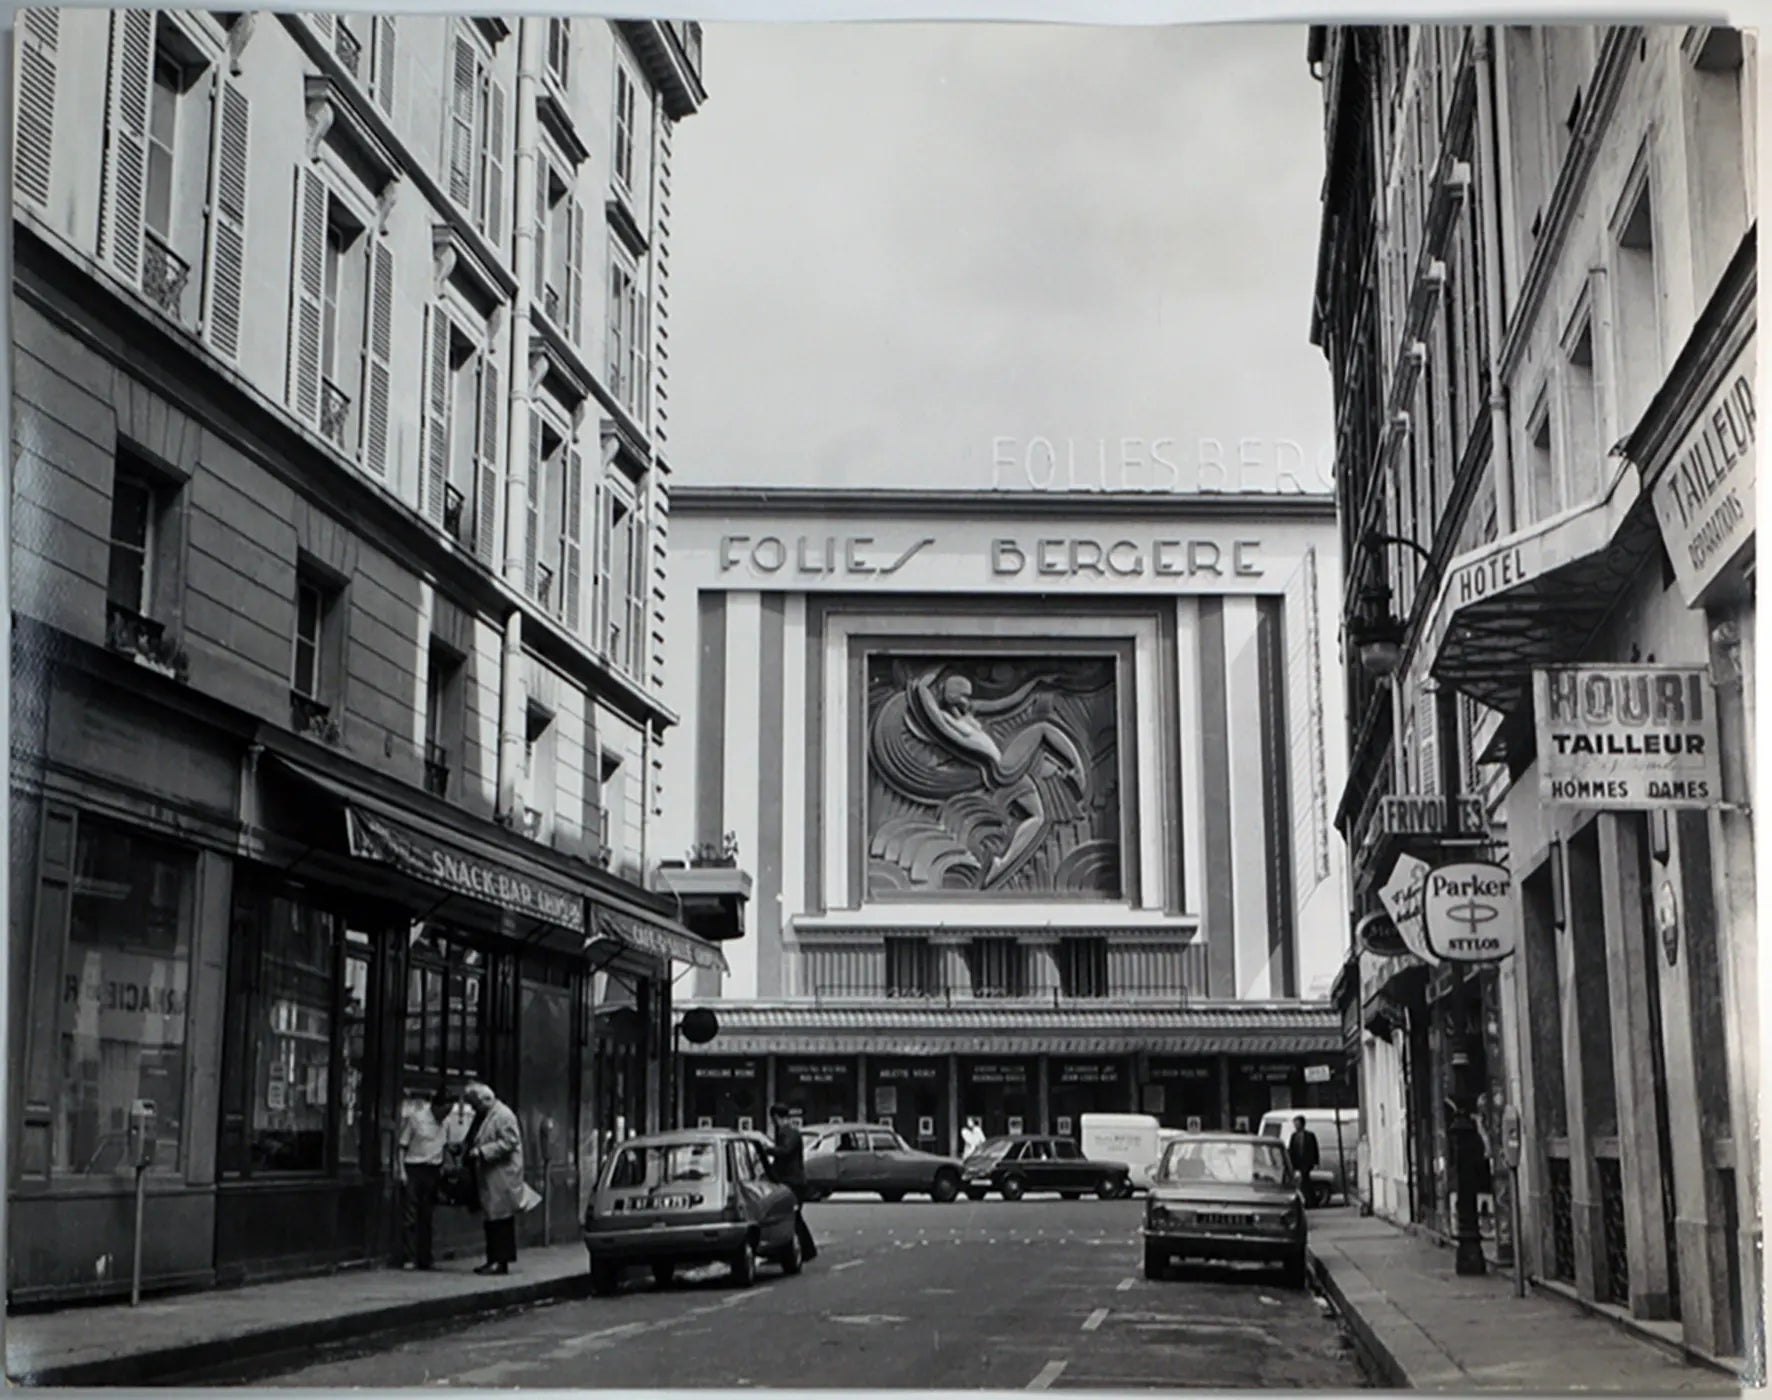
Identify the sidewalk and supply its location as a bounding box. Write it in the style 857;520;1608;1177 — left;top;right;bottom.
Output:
1308;1208;1745;1393
5;1244;592;1386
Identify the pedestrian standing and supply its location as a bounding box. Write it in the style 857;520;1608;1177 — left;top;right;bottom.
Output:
961;1117;987;1156
766;1103;819;1263
1287;1114;1322;1207
462;1081;530;1275
397;1085;454;1270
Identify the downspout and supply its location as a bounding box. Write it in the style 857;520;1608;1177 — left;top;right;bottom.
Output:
1475;27;1516;534
496;20;544;820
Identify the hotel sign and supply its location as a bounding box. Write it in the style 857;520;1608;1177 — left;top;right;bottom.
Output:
345;807;585;933
1533;666;1722;808
1649;335;1756;608
1421;860;1516;962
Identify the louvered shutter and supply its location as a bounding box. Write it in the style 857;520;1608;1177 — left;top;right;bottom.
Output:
485;79;507;252
524;410;542;596
532;154;549;306
562;443;583;632
634;284;649;419
595;481;614;653
421;305;451;525
100;10;155;286
566;198;584;342
14;10;59;210
1417;685;1440;796
202;77;250;362
372;16;396;114
474;353;500;564
362;239;394;476
447;35;475;206
626;498;645;673
286;166;328;424
309;13;335;43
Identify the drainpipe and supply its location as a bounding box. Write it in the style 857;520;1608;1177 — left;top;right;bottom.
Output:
1474;27;1516;534
496;21;543;820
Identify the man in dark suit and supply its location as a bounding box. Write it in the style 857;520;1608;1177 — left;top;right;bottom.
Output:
1288;1114;1323;1207
766;1103;819;1262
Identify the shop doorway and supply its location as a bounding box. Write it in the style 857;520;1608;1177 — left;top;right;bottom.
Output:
1049;1058;1129;1139
868;1059;948;1154
777;1059;857;1128
1143;1060;1218;1130
685;1058;767;1130
960;1058;1038;1138
517;965;575;1247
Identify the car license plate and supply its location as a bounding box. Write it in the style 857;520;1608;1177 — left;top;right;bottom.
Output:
649;1194;699;1211
1196;1212;1255;1227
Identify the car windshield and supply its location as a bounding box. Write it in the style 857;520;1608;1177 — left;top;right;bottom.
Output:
607;1142;720;1189
1160;1139;1289;1185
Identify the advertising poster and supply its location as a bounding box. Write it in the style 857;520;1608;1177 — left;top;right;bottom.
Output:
1533;666;1721;808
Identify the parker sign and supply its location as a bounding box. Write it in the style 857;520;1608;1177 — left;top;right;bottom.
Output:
1422;861;1516;962
1533;666;1722;809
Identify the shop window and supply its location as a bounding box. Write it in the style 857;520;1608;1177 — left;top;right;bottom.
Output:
1058;937;1108;999
885;936;941;998
219;885;373;1175
54;817;195;1175
403;930;486;1088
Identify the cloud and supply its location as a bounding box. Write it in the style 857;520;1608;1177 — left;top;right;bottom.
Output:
667;22;1334;491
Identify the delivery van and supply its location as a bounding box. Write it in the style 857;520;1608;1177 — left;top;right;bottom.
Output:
1259;1107;1359;1204
1079;1113;1163;1191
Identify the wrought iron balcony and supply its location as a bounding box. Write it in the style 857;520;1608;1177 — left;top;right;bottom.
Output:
320;378;351;448
291;691;341;745
142;231;191;321
423;742;450;798
443;483;467;545
105;601;187;679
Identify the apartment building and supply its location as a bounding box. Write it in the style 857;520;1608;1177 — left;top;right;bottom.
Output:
660;487;1351;1153
7;10;726;1301
1310;23;1757;1367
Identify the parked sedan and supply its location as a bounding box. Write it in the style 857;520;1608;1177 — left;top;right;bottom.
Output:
961;1135;1133;1201
583;1129;803;1294
801;1123;964;1202
1142;1133;1307;1288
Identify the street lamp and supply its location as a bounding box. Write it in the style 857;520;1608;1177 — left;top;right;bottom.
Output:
1346;532;1431;679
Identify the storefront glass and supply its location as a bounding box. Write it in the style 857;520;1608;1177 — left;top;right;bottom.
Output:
519;962;576;1239
869;1059;947;1153
1229;1059;1304;1133
55;819;194;1175
403;926;486;1092
1049;1058;1127;1138
687;1058;767;1130
777;1059;855;1126
960;1058;1038;1138
1143;1059;1218;1130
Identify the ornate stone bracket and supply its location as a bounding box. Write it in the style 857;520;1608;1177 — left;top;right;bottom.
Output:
528;352;549;396
227;11;258;76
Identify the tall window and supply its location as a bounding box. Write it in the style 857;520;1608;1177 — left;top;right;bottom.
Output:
966;940;1028;999
55;818;195;1175
447;30;504;244
1565;315;1602;502
424;649;461;798
612;59;636;192
107;469;157;617
403;929;485;1090
599;474;644;674
885;937;940;999
546;18;569;89
1058;938;1109;999
1612;176;1661;439
293;580;324;699
521;705;554;838
145;54;178;243
1526;399;1555;525
607;244;646;418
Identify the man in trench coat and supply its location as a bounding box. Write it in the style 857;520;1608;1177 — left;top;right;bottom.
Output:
463;1081;527;1275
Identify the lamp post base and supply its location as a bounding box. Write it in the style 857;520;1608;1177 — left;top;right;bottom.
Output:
1455;1236;1489;1276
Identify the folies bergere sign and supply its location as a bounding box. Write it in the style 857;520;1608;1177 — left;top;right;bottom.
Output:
1532;666;1721;809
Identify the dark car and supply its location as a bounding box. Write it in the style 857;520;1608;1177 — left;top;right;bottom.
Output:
583;1129;802;1294
1142;1133;1307;1287
801;1122;964;1202
960;1135;1133;1201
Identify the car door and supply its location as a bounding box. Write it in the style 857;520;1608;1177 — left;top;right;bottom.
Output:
1051;1138;1089;1190
871;1129;919;1188
1020;1137;1056;1190
834;1129;876;1188
730;1138;795;1249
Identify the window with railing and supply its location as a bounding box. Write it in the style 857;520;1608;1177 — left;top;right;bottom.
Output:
885;937;942;999
966;940;1029;999
424;649;462;799
598;468;645;674
446;26;505;247
606;241;647;419
1057;938;1109;999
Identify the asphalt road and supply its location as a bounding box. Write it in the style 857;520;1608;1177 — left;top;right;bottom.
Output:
251;1197;1369;1390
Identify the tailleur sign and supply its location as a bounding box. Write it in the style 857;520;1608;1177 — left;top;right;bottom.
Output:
1421;861;1516;962
1532;666;1722;808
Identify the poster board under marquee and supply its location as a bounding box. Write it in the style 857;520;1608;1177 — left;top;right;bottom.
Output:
1421;860;1517;962
1532;666;1722;808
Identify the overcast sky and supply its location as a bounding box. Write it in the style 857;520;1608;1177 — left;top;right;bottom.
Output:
665;22;1337;493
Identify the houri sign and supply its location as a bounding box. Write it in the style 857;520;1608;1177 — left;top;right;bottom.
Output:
1532;666;1722;808
1421;861;1516;962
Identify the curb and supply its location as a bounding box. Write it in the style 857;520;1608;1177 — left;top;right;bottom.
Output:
1306;1245;1409;1389
9;1270;592;1386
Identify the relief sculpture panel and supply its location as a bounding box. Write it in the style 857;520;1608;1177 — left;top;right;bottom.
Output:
865;654;1122;898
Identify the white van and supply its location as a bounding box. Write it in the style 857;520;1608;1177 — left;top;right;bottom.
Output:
1259;1108;1359;1203
1080;1113;1164;1191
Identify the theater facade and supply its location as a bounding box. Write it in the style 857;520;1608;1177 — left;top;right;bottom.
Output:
660;488;1350;1152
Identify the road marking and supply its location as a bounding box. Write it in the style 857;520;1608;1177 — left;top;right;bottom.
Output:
1027;1360;1068;1390
829;1313;908;1326
831;1259;864;1272
1081;1307;1109;1332
1116;1276;1135;1291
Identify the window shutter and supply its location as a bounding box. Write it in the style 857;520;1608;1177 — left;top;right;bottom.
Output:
99;10;155;286
309;13;335;43
566;198;584;343
532;154;548;305
362;239;394;476
202;77;250;363
286;166;327;424
524;410;542;596
596;483;614;653
14;10;60;210
485;78;507;251
447;34;475;206
372;16;396;115
626;499;645;673
1417;685;1440;795
474;352;500;564
562;443;583;632
635;283;649;420
421;305;451;525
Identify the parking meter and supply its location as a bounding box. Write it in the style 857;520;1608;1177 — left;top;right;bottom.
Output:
1501;1105;1522;1170
127;1100;158;1171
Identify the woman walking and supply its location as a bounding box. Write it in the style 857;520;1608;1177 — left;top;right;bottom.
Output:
462;1081;526;1275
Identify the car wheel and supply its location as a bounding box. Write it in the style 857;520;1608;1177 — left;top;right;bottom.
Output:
964;1187;988;1201
931;1170;961;1203
779;1229;804;1276
1282;1250;1308;1290
1000;1174;1026;1202
589;1259;620;1296
730;1236;758;1288
651;1261;675;1289
1095;1176;1122;1200
1142;1243;1167;1281
880;1190;905;1203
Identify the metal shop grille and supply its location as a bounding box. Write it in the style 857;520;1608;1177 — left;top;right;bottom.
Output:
1548;1157;1576;1283
1599;1157;1630;1306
